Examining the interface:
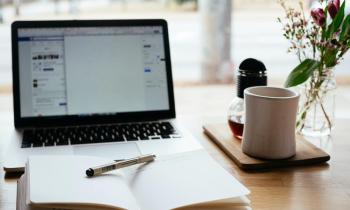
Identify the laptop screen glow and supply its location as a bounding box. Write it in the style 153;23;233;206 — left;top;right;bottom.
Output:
17;26;170;117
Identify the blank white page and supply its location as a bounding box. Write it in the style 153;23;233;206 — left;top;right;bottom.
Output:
28;156;140;210
125;150;250;210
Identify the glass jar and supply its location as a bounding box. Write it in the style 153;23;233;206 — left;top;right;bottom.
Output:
227;58;267;140
228;97;244;140
297;70;336;136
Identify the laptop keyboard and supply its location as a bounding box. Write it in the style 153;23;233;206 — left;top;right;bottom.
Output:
22;122;181;148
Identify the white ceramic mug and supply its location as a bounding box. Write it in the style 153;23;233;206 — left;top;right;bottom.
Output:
242;86;300;159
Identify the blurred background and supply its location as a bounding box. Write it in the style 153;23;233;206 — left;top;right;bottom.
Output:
0;0;349;90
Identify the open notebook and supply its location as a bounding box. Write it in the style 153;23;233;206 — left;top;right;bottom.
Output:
17;150;251;210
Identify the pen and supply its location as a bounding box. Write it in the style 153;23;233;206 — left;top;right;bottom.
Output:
85;154;156;177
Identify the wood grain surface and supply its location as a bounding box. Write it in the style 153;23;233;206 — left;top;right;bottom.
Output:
1;85;350;210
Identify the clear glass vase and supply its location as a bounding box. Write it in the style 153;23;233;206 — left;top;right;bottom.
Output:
297;70;336;137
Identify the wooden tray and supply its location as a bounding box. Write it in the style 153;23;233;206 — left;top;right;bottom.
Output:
203;123;330;170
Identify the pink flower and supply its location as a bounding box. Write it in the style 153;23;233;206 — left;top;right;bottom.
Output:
311;8;326;26
334;0;340;10
328;0;340;19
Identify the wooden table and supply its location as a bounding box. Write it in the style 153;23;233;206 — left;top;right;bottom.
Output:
1;85;350;210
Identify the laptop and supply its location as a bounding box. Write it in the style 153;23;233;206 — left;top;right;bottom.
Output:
4;19;202;173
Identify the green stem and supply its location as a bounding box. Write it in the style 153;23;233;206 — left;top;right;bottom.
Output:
297;71;333;133
316;93;332;130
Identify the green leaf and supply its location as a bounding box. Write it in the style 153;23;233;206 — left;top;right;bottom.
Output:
326;1;346;38
284;59;321;87
333;1;345;30
324;49;338;67
340;15;350;41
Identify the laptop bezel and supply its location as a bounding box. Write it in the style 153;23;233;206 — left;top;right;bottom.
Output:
12;19;175;128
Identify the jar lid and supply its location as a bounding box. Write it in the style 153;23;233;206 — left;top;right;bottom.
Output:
237;58;267;98
239;58;266;75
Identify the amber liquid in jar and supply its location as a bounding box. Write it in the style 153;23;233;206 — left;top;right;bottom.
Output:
228;119;244;140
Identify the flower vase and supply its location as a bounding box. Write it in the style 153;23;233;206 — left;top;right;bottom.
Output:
297;70;336;136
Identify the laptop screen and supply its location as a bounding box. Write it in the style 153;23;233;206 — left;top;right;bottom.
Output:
17;26;170;118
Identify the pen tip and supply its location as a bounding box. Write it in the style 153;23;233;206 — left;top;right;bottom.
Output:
86;168;94;177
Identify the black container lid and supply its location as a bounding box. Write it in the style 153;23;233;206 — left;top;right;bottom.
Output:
237;58;267;98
